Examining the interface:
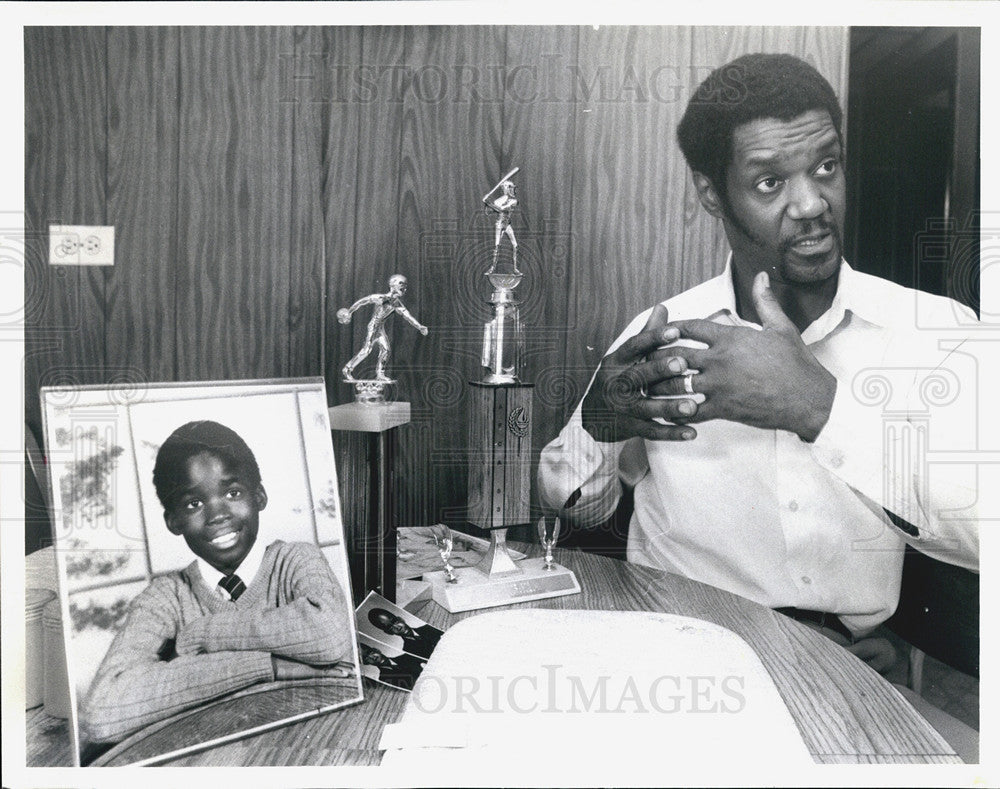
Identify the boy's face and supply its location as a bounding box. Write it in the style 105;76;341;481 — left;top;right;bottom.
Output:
164;451;267;575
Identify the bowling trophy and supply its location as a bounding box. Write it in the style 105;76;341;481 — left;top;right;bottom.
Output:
330;274;428;602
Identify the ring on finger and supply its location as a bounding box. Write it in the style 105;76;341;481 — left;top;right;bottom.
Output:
683;373;695;395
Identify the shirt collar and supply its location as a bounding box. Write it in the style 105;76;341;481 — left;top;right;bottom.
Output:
692;254;888;337
664;253;742;327
195;536;268;590
827;258;889;328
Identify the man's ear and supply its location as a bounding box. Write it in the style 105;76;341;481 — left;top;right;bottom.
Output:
165;511;182;536
692;172;725;219
254;485;268;512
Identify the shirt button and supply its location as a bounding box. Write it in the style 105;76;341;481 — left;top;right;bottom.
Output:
801;575;812;585
788;500;799;512
831;454;844;468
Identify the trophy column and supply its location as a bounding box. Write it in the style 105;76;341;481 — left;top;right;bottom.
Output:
329;402;410;604
467;382;533;568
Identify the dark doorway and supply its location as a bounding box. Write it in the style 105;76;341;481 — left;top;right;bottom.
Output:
845;27;980;314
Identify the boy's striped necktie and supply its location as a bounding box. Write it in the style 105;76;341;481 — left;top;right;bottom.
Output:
219;574;246;601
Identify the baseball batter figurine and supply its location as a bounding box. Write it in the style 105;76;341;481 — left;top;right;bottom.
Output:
483;167;520;275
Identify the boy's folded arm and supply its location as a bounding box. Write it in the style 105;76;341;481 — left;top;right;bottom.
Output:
176;545;353;665
176;596;349;665
82;592;273;743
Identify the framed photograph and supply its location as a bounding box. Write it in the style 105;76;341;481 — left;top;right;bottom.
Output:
41;378;363;766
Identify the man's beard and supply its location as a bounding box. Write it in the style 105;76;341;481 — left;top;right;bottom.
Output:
721;198;842;280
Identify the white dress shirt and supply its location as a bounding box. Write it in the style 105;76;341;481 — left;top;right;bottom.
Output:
195;536;268;601
538;260;980;633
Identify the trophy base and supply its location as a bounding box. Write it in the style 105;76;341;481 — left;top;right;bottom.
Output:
347;379;396;404
424;558;580;613
480;372;520;385
329;401;410;432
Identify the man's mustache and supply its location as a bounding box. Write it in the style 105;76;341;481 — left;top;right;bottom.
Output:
779;220;842;253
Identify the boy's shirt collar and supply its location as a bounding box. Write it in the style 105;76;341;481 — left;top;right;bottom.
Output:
196;536;267;596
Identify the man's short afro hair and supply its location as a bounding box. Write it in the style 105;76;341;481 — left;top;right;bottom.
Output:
677;53;843;199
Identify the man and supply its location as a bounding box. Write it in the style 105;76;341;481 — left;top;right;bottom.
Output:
368;608;441;659
360;642;427;691
539;54;978;652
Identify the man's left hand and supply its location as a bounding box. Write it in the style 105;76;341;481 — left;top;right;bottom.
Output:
650;271;837;442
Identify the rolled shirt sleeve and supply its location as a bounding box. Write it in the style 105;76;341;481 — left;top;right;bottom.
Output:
538;410;630;526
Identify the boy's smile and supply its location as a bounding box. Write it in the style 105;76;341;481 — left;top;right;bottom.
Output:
165;452;267;576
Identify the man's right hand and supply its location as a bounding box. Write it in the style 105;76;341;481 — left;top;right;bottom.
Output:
581;304;700;443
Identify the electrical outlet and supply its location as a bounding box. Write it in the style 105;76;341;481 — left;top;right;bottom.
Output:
49;225;115;266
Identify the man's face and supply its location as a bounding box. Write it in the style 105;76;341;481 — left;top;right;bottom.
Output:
374;611;415;638
164;452;266;576
718;109;846;286
362;646;392;667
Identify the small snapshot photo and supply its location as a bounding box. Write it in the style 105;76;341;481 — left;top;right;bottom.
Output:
358;633;427;692
355;591;443;660
41;378;363;766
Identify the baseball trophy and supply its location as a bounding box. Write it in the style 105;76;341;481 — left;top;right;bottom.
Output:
330;274;428;602
423;169;580;612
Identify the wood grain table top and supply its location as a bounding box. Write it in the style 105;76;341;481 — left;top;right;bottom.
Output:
27;543;959;766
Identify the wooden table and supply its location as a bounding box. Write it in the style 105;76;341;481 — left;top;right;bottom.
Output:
27;544;959;766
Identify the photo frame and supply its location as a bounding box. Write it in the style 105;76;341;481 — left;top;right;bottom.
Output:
41;377;364;766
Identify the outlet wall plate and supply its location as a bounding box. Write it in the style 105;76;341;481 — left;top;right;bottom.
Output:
49;225;115;266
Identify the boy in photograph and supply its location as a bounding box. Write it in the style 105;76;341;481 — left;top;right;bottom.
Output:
81;420;354;744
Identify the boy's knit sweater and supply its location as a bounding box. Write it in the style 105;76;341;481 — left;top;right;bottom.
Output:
82;540;352;743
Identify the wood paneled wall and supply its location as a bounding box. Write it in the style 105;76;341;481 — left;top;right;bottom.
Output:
24;26;848;528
